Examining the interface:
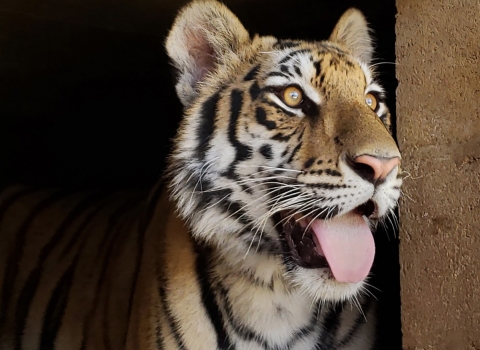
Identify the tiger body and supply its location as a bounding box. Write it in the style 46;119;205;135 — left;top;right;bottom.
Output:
0;1;402;349
0;186;371;350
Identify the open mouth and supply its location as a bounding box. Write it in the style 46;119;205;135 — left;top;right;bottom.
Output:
279;200;377;283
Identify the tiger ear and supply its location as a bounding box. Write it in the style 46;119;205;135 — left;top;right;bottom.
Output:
329;8;374;65
166;1;250;107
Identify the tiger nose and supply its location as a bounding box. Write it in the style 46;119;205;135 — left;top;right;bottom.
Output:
352;155;400;184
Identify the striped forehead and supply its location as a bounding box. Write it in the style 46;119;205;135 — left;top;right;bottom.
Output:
264;48;322;104
263;45;376;101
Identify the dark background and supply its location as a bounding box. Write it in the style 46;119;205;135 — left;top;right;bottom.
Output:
0;0;401;347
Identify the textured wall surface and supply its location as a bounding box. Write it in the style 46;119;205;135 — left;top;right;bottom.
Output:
396;0;480;348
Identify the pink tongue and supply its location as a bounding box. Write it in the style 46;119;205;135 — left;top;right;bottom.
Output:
311;213;375;283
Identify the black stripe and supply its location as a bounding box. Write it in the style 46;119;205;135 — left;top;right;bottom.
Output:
121;191;154;349
229;89;250;161
274;41;301;49
296;127;305;142
328;56;339;67
259;144;273;160
138;183;164;242
102;197;144;350
0;190;67;340
158;285;187;350
13;192;106;349
255;107;276;130
242;235;276;255
39;257;78;349
74;197;140;350
0;187;39;335
41;195;130;350
266;71;289;79
304;158;315;168
0;183;40;338
155;307;165;350
189;178;232;213
194;242;233;349
219;199;252;227
243;65;260;81
345;60;355;68
249;81;261;101
72;208;106;350
13;274;43;348
314;60;322;77
196;92;221;159
97;196;143;260
217;285;261;345
58;202;105;260
272;132;293;142
318;303;344;348
284;319;317;349
286;141;303;163
215;280;313;349
226;90;252;178
280;65;294;78
302;97;320;119
294;65;302;77
318;73;325;86
0;187;38;224
290;302;322;348
278;49;310;65
337;297;374;347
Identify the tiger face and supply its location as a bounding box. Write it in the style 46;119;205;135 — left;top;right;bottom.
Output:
166;1;401;302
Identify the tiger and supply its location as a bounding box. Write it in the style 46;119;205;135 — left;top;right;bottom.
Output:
0;1;402;349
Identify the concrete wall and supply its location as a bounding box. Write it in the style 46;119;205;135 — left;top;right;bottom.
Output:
396;0;480;348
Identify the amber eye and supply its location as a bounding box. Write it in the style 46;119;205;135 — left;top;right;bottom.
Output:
282;86;303;107
365;93;378;112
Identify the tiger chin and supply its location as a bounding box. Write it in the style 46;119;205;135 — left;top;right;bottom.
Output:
0;1;402;350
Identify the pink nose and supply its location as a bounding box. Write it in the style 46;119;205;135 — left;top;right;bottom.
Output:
354;155;400;182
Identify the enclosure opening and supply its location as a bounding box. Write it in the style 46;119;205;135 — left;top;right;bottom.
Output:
0;0;400;347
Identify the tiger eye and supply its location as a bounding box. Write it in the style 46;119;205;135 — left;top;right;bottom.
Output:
283;86;303;107
365;93;378;112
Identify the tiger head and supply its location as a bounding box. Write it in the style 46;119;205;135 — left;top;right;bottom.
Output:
166;0;402;302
